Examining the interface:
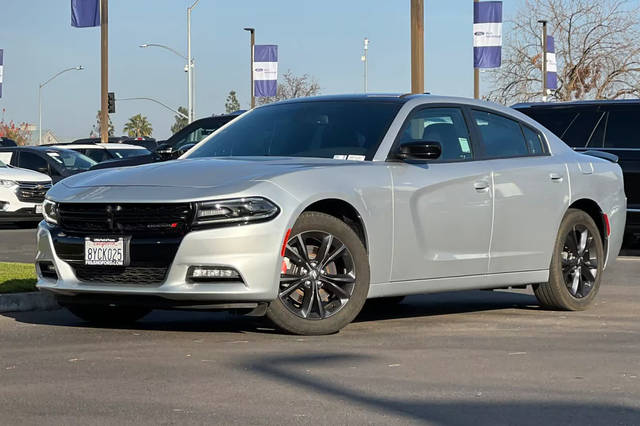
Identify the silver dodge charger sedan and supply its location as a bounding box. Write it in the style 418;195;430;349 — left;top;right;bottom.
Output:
36;94;626;335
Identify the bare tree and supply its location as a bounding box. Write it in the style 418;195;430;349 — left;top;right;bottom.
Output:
257;70;320;105
487;0;640;104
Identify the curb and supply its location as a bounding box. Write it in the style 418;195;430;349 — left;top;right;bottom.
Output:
0;291;60;313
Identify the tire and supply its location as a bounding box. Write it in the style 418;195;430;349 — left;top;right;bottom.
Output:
266;212;370;335
534;208;604;311
65;304;151;325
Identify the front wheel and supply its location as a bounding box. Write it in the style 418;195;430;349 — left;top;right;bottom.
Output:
266;212;370;335
534;209;604;311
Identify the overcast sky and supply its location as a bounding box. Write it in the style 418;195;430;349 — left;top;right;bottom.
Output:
1;0;522;140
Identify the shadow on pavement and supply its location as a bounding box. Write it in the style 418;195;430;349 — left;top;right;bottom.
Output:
240;352;640;425
5;290;542;334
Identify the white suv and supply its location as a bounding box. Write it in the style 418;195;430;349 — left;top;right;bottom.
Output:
0;159;51;224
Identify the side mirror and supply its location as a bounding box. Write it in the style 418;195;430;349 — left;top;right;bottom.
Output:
395;141;442;162
173;143;195;159
37;167;49;174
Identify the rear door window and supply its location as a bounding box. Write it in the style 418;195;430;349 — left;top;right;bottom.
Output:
604;108;640;148
472;110;529;158
17;151;49;172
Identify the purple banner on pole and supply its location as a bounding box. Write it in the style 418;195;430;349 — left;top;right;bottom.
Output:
253;45;278;97
0;49;3;98
71;0;100;28
473;1;503;68
546;35;558;90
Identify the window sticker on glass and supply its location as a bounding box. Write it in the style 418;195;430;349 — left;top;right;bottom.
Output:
458;138;471;153
347;155;365;161
333;154;348;160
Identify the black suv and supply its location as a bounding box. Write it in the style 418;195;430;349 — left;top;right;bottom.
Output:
514;100;639;238
90;113;241;170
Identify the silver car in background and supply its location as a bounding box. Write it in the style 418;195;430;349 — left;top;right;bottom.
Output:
36;94;626;335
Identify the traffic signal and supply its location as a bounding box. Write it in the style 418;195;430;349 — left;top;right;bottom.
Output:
108;92;115;114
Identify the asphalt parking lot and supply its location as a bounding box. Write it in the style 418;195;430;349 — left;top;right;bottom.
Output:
0;225;639;425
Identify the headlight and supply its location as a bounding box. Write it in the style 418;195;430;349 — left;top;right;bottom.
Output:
43;199;59;225
194;197;279;227
0;179;17;188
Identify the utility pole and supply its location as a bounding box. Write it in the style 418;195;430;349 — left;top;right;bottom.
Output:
244;27;256;108
538;19;548;101
100;0;109;143
474;0;480;99
362;38;369;93
410;0;424;94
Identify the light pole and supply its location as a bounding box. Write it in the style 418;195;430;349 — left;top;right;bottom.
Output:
538;19;548;101
187;0;200;122
361;37;369;93
244;27;255;109
38;66;83;144
140;43;194;123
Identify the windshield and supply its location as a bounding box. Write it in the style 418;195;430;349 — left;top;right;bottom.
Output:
111;148;150;159
168;116;236;150
187;101;402;160
45;150;97;172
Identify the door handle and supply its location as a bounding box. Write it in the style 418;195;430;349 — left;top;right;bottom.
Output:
474;181;490;192
549;173;564;182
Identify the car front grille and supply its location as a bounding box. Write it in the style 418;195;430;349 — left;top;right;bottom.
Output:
16;181;51;203
57;203;194;236
72;265;168;285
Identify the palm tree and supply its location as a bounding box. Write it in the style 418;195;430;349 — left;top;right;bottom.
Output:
123;114;153;138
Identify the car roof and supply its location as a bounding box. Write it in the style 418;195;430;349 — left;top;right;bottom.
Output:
513;99;640;109
55;143;148;150
269;93;418;105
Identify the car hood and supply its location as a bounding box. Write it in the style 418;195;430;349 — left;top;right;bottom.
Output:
0;166;51;182
60;157;361;189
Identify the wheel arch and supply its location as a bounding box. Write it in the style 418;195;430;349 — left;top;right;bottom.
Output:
568;198;608;255
301;198;368;251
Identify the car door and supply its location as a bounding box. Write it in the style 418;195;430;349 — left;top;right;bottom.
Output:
470;109;570;273
389;106;493;281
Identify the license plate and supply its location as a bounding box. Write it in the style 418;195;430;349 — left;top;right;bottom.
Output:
35;205;43;214
84;237;129;266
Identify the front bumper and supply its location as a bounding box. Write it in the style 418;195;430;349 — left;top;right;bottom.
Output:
0;187;43;222
35;218;287;305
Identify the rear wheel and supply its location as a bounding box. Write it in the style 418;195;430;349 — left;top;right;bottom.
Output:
534;209;604;311
65;304;151;325
266;212;370;335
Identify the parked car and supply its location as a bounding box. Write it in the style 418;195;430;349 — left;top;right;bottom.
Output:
89;113;241;170
0;146;97;184
51;143;151;164
0;158;51;225
513;100;638;240
0;138;17;147
37;95;625;335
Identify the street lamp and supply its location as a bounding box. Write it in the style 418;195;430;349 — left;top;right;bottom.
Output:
361;37;369;93
139;43;195;123
38;66;83;144
187;0;200;122
244;27;255;109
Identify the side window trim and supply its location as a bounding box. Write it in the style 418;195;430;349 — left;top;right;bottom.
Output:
388;103;479;163
470;107;551;160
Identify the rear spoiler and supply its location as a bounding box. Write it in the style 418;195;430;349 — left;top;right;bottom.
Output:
581;150;619;163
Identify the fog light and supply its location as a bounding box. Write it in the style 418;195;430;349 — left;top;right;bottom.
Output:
38;261;58;280
0;201;8;211
187;266;241;283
